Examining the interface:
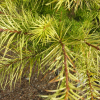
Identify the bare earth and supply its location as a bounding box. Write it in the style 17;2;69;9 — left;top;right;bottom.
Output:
0;69;57;100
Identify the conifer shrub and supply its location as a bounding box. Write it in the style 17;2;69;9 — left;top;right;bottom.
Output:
0;0;100;99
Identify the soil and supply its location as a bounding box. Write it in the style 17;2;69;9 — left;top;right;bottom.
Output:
0;69;58;100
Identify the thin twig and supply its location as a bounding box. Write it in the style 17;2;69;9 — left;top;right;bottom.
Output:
84;41;100;51
59;40;69;100
65;52;76;70
0;28;21;34
2;55;32;67
0;11;4;14
87;70;94;100
86;49;94;100
0;28;28;35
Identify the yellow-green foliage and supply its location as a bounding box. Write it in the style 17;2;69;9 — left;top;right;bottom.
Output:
0;0;100;99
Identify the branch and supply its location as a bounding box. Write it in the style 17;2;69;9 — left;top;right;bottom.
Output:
87;70;94;100
1;53;35;68
0;11;28;34
84;41;100;51
65;52;76;70
0;11;4;14
4;56;30;67
0;28;28;34
59;40;69;100
0;28;21;33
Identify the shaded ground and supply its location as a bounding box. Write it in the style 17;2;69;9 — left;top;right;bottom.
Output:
0;70;57;100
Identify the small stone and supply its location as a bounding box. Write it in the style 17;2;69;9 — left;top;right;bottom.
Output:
25;77;29;80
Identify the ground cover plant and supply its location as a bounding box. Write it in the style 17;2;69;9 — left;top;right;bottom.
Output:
0;0;100;100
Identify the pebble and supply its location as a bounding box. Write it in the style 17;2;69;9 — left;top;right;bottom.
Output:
25;77;29;80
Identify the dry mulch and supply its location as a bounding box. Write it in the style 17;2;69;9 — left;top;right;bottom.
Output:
0;70;57;100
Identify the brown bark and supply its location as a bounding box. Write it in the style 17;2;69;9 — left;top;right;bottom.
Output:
59;40;69;100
